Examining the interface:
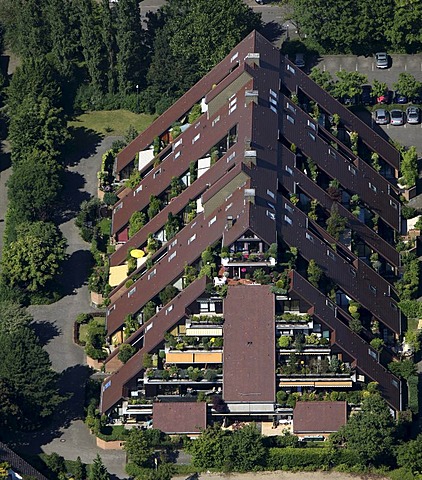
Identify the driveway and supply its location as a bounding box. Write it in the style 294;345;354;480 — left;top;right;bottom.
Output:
5;136;128;479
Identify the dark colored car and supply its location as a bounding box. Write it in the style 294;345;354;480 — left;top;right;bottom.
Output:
374;109;390;125
394;92;408;104
411;94;422;104
361;85;374;105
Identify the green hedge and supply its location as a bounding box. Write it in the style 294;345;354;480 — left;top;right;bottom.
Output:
407;374;419;414
96;425;129;441
267;447;361;470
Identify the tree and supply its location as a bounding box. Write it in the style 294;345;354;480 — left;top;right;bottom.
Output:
400;146;418;188
129;211;147;238
118;343;136;363
88;455;109;480
228;424;266;471
331;393;396;465
124;429;153;468
147;195;162;221
386;1;422;53
143;301;157;322
388;359;416;380
309;67;334;92
74;456;86;480
0;302;32;334
0;326;62;429
165;212;181;240
307;259;323;288
326;204;347;240
115;0;145;96
75;198;102;242
393;72;422;98
1;221;67;293
397;435;422;474
44;452;66;477
146;0;261;110
372;79;388;98
7;154;62;225
0;378;22;433
159;285;179;305
189;424;230;469
333;70;367;100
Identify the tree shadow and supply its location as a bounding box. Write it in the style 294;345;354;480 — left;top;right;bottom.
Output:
58;249;94;297
31;320;61;347
260;21;284;45
64;126;103;168
57;170;91;224
6;364;92;454
0;150;11;173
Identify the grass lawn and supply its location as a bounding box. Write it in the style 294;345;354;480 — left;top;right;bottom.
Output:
78;317;105;344
68;109;156;137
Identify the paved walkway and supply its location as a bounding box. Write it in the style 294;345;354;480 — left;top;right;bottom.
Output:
4;136;128;479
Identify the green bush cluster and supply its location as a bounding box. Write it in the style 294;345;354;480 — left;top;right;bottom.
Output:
407;374;419;414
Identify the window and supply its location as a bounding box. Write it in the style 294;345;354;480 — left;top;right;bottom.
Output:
153;168;161;178
229;104;237;114
225;202;233;211
307;131;316;141
188;234;196;245
285;203;294;213
148;269;157;280
350;267;356;277
195;121;201;129
192;133;200;144
108;304;116;314
369;182;377;193
392;379;399;388
307;120;316;131
390;200;398;209
368;349;377;359
168;251;177;262
286;114;295;124
166;304;174;315
128;287;136;298
191;221;197;229
305;232;314;242
270;89;278;100
348;165;357;175
284;214;292;224
135;185;142;194
369;285;377;294
328;148;337;158
326;299;335;310
287;102;296;114
327;250;335;260
267;189;275;199
169;239;177;249
175;151;181;159
231;52;239;62
227;152;236;162
267;201;275;210
391;302;398;311
114;203;123;213
208;216;217;226
103;380;111;391
287;64;296;74
285;165;293;175
267;210;276;221
174;138;182;149
212;116;220;126
270;105;277;114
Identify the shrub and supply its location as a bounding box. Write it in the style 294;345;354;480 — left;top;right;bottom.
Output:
103;192;119;206
276;390;287;405
370;338;384;352
278;336;292;348
407;374;419;414
118;344;136;363
129;211;147;238
76;313;93;324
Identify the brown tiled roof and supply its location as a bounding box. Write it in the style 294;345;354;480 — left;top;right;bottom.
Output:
223;285;275;402
153;402;207;434
293;401;347;433
0;442;48;480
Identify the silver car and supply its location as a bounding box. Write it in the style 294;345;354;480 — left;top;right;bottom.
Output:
390;109;405;126
375;52;389;69
374;109;390;125
406;106;420;124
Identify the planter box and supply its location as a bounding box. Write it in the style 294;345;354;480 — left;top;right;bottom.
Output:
87;356;103;371
90;291;104;308
96;437;125;450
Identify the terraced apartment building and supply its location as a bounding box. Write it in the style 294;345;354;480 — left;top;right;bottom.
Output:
99;31;404;432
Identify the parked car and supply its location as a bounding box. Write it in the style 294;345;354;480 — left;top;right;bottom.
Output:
294;53;305;68
374;109;390;125
361;85;374;105
375;52;389;69
390;109;405;126
411;94;422;104
377;90;392;104
406;106;420;124
394;92;408;104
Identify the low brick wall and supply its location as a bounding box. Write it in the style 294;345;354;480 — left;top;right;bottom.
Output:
86;356;103;371
96;437;126;450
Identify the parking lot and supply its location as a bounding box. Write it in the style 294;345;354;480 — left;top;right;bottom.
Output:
317;54;422;86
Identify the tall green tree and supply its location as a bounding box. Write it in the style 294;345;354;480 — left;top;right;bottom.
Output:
99;0;117;94
0;302;32;334
228;423;266;471
88;455;109;480
0;325;62;429
7;154;62;224
393;73;422;99
331;393;396;465
124;428;154;468
1;221;67;293
386;1;422;53
189;424;231;469
332;71;367;100
115;0;145;95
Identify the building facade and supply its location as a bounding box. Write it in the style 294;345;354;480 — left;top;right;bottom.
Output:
100;31;404;432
